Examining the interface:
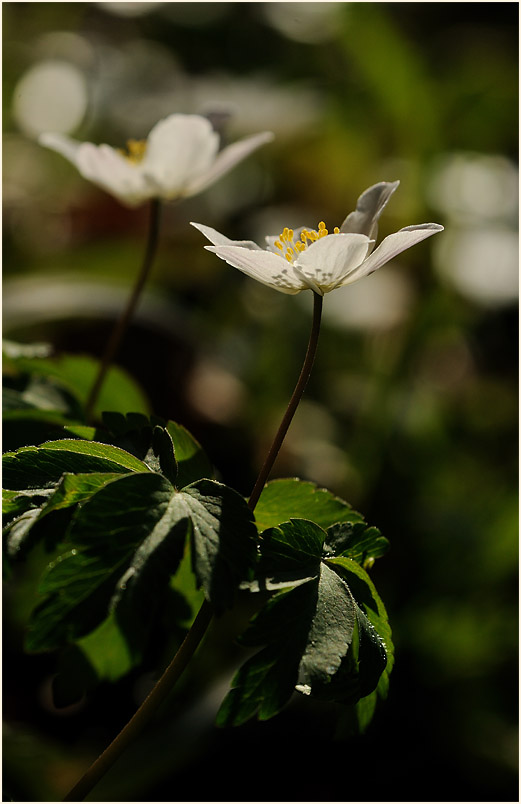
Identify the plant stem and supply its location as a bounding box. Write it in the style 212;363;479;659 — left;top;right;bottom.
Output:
84;198;162;424
62;599;213;802
248;290;323;510
62;290;323;802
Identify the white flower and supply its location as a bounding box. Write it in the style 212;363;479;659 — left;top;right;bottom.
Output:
39;114;274;207
191;181;443;295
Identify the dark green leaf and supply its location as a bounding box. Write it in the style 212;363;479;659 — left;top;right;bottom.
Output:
181;479;257;612
326;556;394;676
26;473;258;652
217;518;391;727
65;415;213;488
324;522;389;566
4;473;123;560
245;519;323;591
26;472;177;652
3;439;151;491
3;488;48;522
217;560;383;726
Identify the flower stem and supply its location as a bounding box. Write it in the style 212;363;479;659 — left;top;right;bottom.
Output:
84;198;162;424
62;290;323;802
248;290;323;510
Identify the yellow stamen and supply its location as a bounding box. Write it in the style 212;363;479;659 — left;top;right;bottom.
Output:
276;219;339;262
119;138;147;164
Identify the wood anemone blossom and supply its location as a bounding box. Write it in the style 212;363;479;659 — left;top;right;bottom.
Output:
191;181;444;295
40;113;274;207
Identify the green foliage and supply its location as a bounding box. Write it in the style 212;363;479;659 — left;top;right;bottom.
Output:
253;477;366;531
217;515;392;726
3;417;257;656
3;344;150;430
3;414;390;734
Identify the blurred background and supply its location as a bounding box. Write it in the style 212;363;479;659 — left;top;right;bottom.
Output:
3;2;518;801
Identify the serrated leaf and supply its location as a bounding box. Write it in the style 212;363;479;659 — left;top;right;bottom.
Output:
65;415;213;488
244;519;323;591
3;439;151;491
180;479;257;612
324;522;389;565
217;517;391;727
4;473;124;560
254;478;365;533
326;556;394;676
217;560;386;726
26;473;258;652
26;473;178;652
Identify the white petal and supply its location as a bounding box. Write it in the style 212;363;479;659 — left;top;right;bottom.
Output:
205;245;306;294
190;222;262;250
185;131;274;197
143;114;219;199
340;181;400;238
39;132;82;165
75;144;152;207
294;233;372;293
40;133;151;206
339;224;444;286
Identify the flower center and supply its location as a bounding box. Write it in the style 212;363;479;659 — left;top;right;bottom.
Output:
119;139;147;164
274;221;340;262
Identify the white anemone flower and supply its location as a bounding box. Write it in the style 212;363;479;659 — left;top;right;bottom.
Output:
39;114;274;208
191;181;443;295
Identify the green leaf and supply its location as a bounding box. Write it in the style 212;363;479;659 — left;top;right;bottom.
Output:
3;488;47;521
254;478;365;532
3;377;82;418
326;556;394;676
26;474;258;652
4;473;124;560
50;611;139;707
2;439;151;491
26;473;178;652
65;415;213;488
166;420;214;487
180;479;257;612
7;351;150;418
217;517;391;727
245;518;322;591
75;611;137;682
217;560;386;726
324;522;389;566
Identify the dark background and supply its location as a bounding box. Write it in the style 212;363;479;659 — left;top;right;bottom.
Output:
3;2;518;801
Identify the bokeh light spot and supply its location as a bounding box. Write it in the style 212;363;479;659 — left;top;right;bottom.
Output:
13;59;87;137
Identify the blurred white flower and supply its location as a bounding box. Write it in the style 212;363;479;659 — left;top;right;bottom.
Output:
39;114;274;207
192;182;443;295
